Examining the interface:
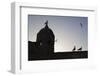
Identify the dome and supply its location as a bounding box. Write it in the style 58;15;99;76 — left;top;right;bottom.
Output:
36;20;55;42
36;20;55;55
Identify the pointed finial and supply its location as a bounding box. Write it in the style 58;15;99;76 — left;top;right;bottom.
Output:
45;20;48;26
44;20;49;28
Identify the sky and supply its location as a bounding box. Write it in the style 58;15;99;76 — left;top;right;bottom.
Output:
28;15;88;52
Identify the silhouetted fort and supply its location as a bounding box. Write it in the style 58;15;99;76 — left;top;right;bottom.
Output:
28;21;88;61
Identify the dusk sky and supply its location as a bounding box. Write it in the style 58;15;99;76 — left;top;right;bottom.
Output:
28;15;88;52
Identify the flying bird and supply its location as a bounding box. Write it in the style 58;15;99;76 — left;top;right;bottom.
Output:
80;23;83;28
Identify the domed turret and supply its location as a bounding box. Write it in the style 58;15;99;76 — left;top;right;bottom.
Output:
36;20;55;56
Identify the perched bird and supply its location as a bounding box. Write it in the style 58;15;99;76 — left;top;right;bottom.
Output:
77;46;82;51
72;46;76;52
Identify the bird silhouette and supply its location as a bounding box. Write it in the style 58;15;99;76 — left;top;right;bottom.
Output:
72;46;76;52
77;46;82;51
80;23;83;28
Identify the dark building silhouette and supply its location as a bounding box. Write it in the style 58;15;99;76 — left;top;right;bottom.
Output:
36;20;55;56
28;20;55;59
